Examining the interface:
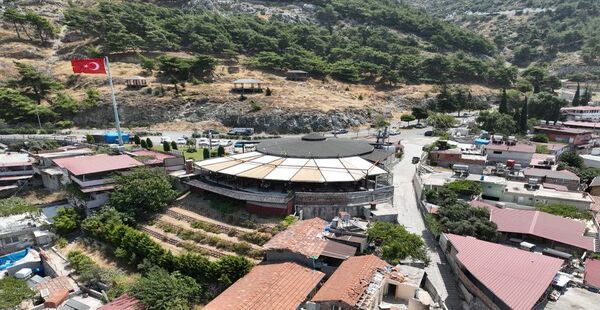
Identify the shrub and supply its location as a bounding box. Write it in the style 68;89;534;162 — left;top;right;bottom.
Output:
536;203;592;220
53;207;82;235
140;139;147;148
86;134;95;143
265;87;272;96
250;100;262;112
145;138;153;148
531;133;548;143
446;180;481;197
171;141;177;150
163;141;171;152
238;231;271;246
0;197;38;216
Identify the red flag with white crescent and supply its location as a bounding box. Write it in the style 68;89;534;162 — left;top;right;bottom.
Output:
71;58;106;74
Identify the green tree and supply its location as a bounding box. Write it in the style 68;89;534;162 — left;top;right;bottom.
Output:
476;111;517;135
0;277;35;309
400;114;416;122
53;207;81;235
133;135;141;145
213;256;253;287
109;168;177;220
171;141;178;150
498;88;508;114
559;151;583;169
446;180;481;197
85;134;95;144
146;138;153;148
203;148;210;159
0;88;57;124
436;203;499;241
519;97;528;133
427;113;456;131
81;88;101;109
0;197;38;217
217;145;225;157
411;106;428;123
580;87;592;105
52;92;79;118
130;268;201;310
367;222;429;264
10;62;62;105
140;55;157;74
528;92;567;124
572;83;581;106
162;141;171;152
140;139;148;148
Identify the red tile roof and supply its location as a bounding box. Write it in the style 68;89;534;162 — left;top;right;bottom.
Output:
584;259;600;288
485;143;536;153
446;234;563;310
562;106;600;111
128;149;175;165
53;154;143;175
523;167;580;181
204;262;324;310
311;255;389;306
263;218;356;259
99;294;143;310
535;126;592;135
470;201;595;251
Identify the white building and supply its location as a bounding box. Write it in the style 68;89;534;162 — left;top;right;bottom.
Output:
561;106;600;122
0;213;54;255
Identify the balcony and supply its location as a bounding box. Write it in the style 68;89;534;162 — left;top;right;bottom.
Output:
70;175;114;188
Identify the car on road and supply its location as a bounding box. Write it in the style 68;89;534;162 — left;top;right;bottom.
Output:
414;123;425;129
424;130;433;136
332;129;349;135
176;138;187;145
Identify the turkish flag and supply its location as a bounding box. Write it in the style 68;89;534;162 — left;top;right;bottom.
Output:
71;58;106;74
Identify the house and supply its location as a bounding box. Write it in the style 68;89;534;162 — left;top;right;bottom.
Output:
429;149;486;174
534;126;593;147
502;180;593;210
0;212;54;255
484;141;535;167
124;76;148;88
309;255;433;310
584;258;600;290
53;154;143;212
522;167;580;191
0;152;34;194
440;234;563;310
31;147;95;190
232;78;264;93
529;153;557;170
561;106;600;122
590;176;600;196
470;200;595;254
204;262;324;310
99;294;143;310
563;120;600;132
263;218;358;275
286;70;309;81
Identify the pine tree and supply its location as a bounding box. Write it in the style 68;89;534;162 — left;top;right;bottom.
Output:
217;145;225;157
140;139;147;148
519;97;528;133
133;135;141;145
572;83;580;106
203;148;210;159
499;88;508;114
146;138;153;148
171;141;177;150
163;141;171;152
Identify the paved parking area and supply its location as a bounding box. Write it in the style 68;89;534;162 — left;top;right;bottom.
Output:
545;287;600;310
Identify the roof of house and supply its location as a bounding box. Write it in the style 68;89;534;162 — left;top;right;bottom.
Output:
534;126;592;135
530;153;556;166
446;234;563;310
485;143;536;153
590;176;600;187
36;275;78;296
563;121;600;129
53;154;143;175
0;153;32;167
204;262;324;310
263;218;357;259
311;255;389;306
99;294;143;310
561;106;600;111
585;259;600;288
127;149;175;165
523;167;580;181
490;207;593;250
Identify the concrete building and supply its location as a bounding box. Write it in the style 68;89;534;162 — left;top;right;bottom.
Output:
429;149;486;174
31;147;94;190
582;154;600;168
529;153;557;170
561;106;600;122
534;126;594;147
309;255;434;310
590;176;600;196
262;218;358;276
53;154;143;212
440;234;563;310
502;180;593;210
0;152;34;194
189;134;393;219
484;141;535;167
204;262;324;310
563;121;600;132
522;167;580;191
0;212;54;255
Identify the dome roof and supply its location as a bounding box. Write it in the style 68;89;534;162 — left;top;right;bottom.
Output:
255;135;374;159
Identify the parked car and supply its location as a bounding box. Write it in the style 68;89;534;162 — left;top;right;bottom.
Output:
424;130;433;136
228;128;254;136
412;156;420;164
415;123;425;129
176;138;187;145
160;136;172;143
332;128;349;135
203;129;219;135
388;130;400;136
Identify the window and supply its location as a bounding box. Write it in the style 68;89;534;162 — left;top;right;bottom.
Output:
2;236;19;245
493;151;502;154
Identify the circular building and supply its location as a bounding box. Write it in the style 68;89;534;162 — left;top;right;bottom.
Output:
189;134;394;218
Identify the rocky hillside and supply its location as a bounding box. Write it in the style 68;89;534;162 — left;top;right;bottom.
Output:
0;0;504;133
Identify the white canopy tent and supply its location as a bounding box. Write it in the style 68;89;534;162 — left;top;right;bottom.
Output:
195;151;387;183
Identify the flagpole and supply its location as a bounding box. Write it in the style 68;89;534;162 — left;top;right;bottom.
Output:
104;56;123;146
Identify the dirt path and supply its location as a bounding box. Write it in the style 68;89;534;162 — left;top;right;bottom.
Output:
169;207;255;233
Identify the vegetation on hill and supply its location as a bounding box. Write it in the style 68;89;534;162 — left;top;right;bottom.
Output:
0;197;38;217
0;277;35;309
367;221;430;264
61;1;515;85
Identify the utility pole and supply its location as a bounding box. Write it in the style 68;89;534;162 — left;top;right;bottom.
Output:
104;56;123;145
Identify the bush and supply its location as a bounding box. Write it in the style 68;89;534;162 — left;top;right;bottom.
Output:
531;133;548;143
0;277;35;309
86;134;95;143
171;141;177;150
400;114;416;122
265;87;272;96
0;197;38;216
367;222;429;264
446;180;481;197
163;141;171;152
249;101;262;112
53;207;82;235
238;231;271;246
536;203;592;220
145;138;153;148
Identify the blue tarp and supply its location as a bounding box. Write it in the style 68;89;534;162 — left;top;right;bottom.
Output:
474;138;490;145
0;248;28;270
104;132;129;143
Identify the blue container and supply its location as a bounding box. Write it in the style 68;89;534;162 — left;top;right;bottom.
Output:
474;138;490;145
104;131;129;143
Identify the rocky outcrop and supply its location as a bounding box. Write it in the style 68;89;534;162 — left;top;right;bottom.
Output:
72;92;376;134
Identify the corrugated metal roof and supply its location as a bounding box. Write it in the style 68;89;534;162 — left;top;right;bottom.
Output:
204;262;324;310
53;154;143;176
585;259;600;288
446;234;563;310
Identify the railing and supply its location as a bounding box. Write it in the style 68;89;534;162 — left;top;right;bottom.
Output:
294;186;394;206
186;179;293;204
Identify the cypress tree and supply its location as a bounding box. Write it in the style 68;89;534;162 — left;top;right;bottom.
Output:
499;88;508;114
140;139;147;148
163;141;171;152
519;97;528;133
203;148;210;159
171;141;178;150
146;138;153;148
581;87;592;105
572;83;580;106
